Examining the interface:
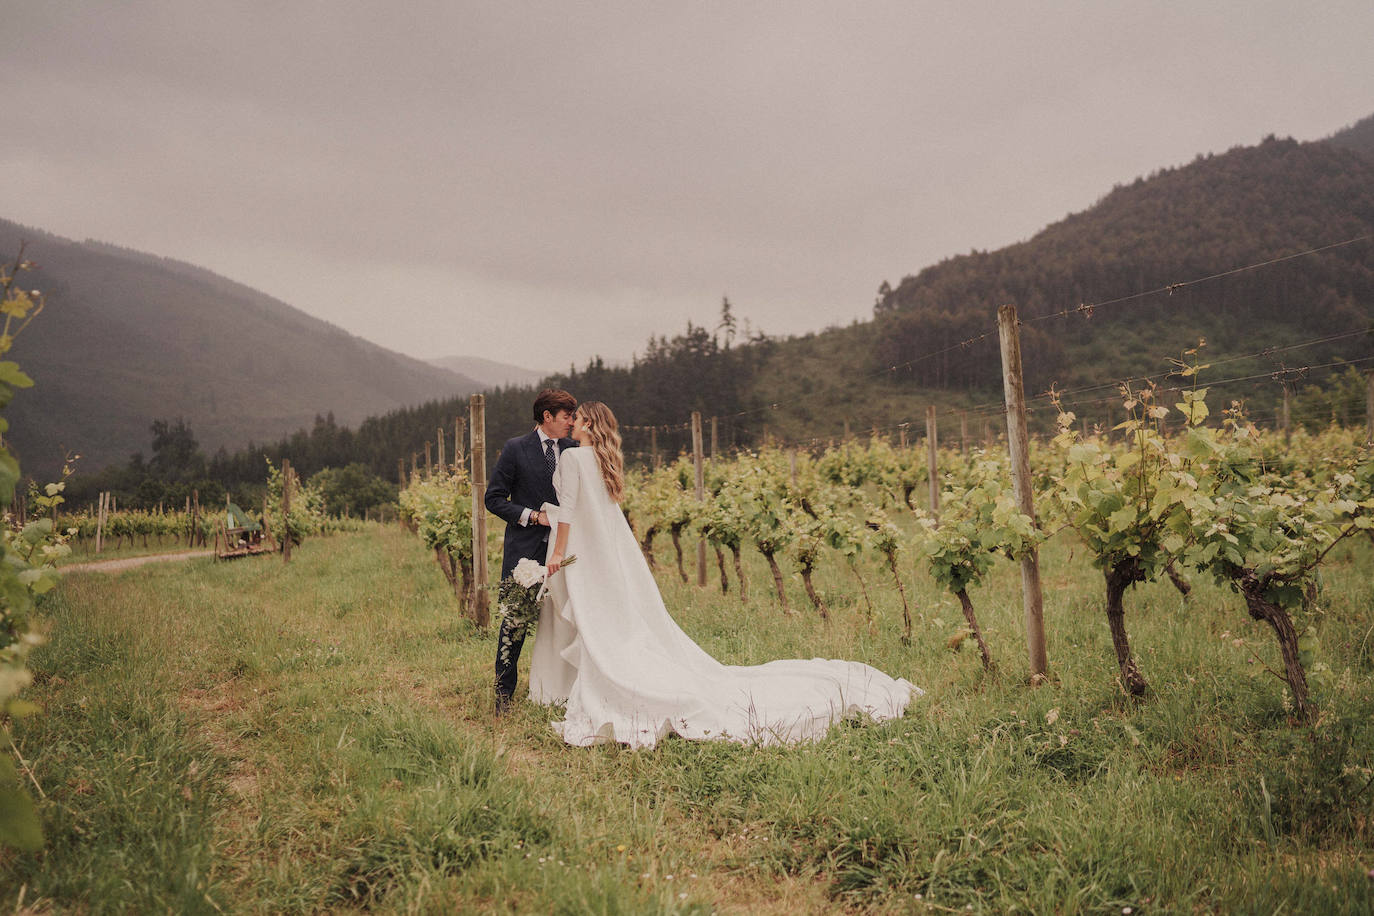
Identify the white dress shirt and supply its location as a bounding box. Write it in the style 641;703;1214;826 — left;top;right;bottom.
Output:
521;429;560;527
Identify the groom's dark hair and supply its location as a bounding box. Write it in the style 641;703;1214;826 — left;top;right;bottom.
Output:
532;388;577;424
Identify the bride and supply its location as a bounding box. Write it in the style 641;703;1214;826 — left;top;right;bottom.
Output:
527;401;921;748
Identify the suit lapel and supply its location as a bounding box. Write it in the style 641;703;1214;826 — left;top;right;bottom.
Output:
525;430;558;503
523;430;544;473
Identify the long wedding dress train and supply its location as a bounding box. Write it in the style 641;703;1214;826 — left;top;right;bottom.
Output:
528;448;921;748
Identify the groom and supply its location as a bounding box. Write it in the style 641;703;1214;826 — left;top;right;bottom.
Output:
485;387;578;713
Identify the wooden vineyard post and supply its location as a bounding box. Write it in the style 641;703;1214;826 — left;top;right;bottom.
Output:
1281;385;1291;444
1366;370;1374;448
436;427;446;473
410;452;418;484
261;495;278;551
469;394;490;627
899;423;908;450
960;412;969;457
843;419;850;440
455;417;466;469
998;304;1048;682
95;491;107;553
280;462;292;563
650;427;659;469
710;415;718;462
424;441;433;478
926;405;940;525
218;493;230;557
692;411;706;587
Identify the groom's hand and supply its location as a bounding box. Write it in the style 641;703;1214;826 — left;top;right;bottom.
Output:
531;509;547;526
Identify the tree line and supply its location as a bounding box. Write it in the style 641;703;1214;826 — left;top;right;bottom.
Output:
61;303;769;510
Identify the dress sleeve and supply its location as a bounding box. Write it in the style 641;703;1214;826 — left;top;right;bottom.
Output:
554;451;582;520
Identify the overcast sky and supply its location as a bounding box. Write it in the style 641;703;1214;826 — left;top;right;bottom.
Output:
5;2;1372;371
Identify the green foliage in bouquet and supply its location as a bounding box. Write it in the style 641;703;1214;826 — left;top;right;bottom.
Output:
495;556;576;667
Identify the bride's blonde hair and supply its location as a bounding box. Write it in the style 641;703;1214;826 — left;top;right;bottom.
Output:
576;401;625;503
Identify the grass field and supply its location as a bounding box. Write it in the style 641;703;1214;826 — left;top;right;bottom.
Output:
3;522;1372;913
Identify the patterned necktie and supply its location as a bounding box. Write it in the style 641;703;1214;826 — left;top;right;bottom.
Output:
544;438;557;476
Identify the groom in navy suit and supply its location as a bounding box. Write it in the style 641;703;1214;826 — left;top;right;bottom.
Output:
485;388;578;713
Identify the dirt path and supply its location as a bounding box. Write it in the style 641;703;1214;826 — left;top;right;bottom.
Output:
62;549;216;574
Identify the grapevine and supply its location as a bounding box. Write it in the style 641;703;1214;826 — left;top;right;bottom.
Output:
0;248;66;851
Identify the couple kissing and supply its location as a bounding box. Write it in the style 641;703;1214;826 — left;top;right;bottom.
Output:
483;388;920;747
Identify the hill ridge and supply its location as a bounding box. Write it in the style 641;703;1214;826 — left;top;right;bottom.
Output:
0;217;481;477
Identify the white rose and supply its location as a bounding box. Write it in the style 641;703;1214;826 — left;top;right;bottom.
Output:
512;558;546;589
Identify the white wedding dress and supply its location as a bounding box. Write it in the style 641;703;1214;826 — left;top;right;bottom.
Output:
528;448;921;748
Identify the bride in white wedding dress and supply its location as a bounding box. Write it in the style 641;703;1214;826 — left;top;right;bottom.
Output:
527;402;921;748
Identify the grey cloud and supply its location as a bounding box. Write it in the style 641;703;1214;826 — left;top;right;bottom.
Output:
5;2;1373;367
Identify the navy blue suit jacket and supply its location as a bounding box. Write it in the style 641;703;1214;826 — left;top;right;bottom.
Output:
484;431;577;578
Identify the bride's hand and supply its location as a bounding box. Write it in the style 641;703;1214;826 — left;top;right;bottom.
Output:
547;553;563;575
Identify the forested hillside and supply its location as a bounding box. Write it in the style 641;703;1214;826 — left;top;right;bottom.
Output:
1329;111;1374;157
871;136;1374;393
0;219;479;478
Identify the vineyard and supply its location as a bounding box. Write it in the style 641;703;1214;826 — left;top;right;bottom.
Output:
0;387;1367;911
3;228;1373;908
400;371;1374;726
49;459;368;563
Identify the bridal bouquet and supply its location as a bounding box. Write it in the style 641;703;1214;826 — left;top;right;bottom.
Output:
497;555;578;635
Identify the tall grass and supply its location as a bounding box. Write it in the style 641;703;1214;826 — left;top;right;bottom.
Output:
2;523;1371;913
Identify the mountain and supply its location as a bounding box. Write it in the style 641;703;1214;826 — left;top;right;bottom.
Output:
866;134;1374;397
427;354;547;390
1328;112;1374;158
0;219;480;478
